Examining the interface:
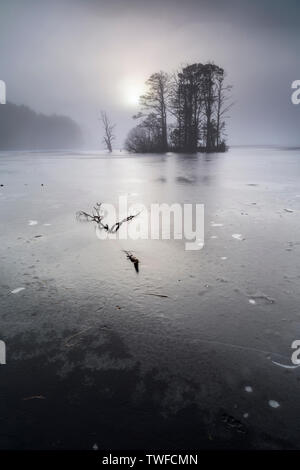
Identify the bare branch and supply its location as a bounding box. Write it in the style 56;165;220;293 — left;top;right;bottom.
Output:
76;203;141;233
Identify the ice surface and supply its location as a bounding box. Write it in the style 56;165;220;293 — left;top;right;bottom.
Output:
0;147;300;449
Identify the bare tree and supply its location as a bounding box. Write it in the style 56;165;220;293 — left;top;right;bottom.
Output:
100;111;115;152
139;72;170;152
215;72;233;149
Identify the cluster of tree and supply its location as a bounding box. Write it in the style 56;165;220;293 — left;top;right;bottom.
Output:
0;102;82;150
125;63;232;154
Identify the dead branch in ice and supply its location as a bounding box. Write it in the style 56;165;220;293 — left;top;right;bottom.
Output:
144;293;169;298
76;202;141;233
123;250;139;273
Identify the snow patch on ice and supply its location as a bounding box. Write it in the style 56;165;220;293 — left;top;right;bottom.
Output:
232;233;243;241
11;287;25;294
211;222;223;227
268;400;280;408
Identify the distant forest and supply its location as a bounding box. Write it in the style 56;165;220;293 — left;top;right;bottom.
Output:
125;63;232;154
0;102;82;150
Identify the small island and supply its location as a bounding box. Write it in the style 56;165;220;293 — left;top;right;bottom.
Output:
125;62;232;154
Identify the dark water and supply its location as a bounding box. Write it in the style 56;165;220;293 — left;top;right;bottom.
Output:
0;147;300;449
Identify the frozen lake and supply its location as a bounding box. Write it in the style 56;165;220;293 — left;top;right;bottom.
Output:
0;147;300;449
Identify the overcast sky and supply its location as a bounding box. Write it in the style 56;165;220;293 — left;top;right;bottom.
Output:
0;0;299;148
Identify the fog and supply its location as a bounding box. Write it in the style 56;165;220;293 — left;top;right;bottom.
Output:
0;0;299;148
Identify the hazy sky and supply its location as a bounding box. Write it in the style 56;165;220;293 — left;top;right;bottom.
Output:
0;0;299;147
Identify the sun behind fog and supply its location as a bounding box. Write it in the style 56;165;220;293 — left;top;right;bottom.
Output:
120;78;146;107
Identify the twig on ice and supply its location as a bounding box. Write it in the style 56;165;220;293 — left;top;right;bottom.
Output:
123;250;139;273
76;202;141;233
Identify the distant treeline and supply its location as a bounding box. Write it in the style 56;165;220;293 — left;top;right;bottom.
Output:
0;102;82;150
125;63;232;154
